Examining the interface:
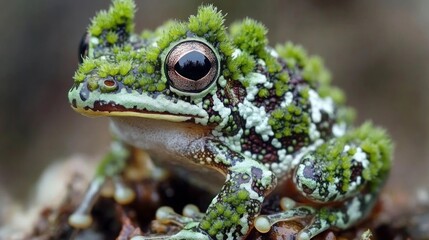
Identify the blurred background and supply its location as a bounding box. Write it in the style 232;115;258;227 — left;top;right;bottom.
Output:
0;0;428;206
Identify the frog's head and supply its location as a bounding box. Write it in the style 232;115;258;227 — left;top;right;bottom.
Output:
69;0;271;129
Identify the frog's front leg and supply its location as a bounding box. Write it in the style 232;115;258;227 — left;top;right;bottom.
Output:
137;138;277;240
195;140;277;239
68;139;136;228
255;123;392;240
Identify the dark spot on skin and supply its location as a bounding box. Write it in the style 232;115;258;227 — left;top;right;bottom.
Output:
336;180;344;194
328;194;339;202
280;133;309;154
72;99;77;108
235;173;251;185
316;112;335;140
302;184;314;195
260;195;282;214
227;80;247;104
302;165;315;179
115;24;128;43
101;24;128;46
251;167;263;179
350;162;364;182
79;83;90;101
186;31;196;38
241;128;279;163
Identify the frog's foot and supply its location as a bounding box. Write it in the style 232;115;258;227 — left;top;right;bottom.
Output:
68;140;136;228
68;176;135;228
155;204;204;227
254;198;316;235
255;204;330;240
68;177;104;228
131;225;211;240
131;205;209;240
255;194;377;240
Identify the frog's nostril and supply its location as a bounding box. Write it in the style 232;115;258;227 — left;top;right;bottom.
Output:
100;79;118;92
104;79;116;87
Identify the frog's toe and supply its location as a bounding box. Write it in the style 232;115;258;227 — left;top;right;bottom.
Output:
155;206;177;224
296;216;329;240
254;215;271;233
254;205;333;239
113;176;136;204
182;204;203;219
254;197;298;234
254;206;315;234
155;204;202;226
131;236;172;240
68;212;93;228
279;197;297;210
131;206;208;240
68;177;104;228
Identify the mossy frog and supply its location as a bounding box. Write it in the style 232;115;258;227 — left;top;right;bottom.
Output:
68;0;393;239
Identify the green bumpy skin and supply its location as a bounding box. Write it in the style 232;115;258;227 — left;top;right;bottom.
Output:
69;0;393;239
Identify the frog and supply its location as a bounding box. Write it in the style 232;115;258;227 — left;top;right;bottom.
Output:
67;0;393;239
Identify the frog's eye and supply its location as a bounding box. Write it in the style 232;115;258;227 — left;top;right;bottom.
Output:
78;32;90;64
165;41;219;93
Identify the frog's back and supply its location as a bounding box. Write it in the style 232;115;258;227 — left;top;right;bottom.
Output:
215;21;355;176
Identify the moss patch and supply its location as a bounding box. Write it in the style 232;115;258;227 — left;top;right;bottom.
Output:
276;42;345;105
269;104;311;140
88;0;135;37
315;122;392;191
200;189;251;237
230;18;267;55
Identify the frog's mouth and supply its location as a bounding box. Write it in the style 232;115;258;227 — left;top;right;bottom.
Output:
72;102;199;122
68;83;209;123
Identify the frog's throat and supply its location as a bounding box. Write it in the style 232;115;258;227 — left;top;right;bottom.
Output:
72;107;194;122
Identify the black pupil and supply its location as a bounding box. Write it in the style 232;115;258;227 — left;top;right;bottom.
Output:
174;51;211;81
